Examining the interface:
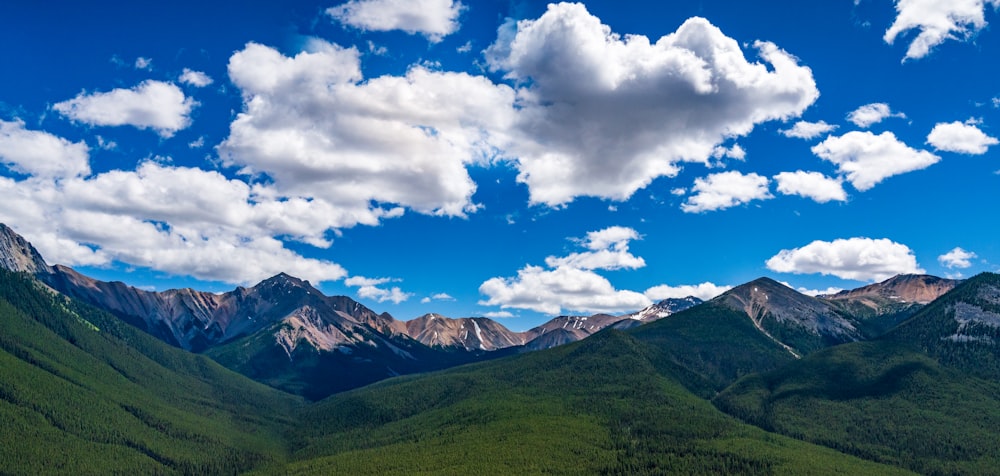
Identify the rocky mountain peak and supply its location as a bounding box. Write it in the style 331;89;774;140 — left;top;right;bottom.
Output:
0;223;50;274
824;274;960;305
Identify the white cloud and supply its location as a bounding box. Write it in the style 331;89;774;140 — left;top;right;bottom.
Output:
811;131;939;191
544;226;646;271
483;311;514;319
420;293;454;304
53;80;196;137
939;247;977;269
479;226;653;315
219;40;515;228
345;276;393;287
927;120;999;154
794;286;846;297
884;0;1000;61
681;171;772;213
346;275;412;303
780;120;838;139
134;57;152;70
773;171;847;203
179;68;213;87
644;282;731;301
766;237;924;282
0;119;90;178
357;285;412;304
327;0;463;42
485;3;818;206
846;103;906;128
712;144;747;162
0;160;351;284
479;265;651;315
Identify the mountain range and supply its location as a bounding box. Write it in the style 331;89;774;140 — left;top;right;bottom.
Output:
0;223;704;398
6;221;1000;474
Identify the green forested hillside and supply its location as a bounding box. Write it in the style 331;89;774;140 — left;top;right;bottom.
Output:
0;268;302;474
7;265;995;475
715;275;1000;475
715;340;1000;474
627;301;799;396
286;330;910;475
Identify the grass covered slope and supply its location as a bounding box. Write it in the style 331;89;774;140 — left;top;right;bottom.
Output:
287;330;910;475
0;269;302;474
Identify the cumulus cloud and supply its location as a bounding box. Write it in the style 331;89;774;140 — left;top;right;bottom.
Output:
644;282;731;301
939;247;977;269
179;68;213;87
479;265;651;315
545;226;646;270
927;120;998;154
780;120;838;139
421;293;455;304
479;226;653;315
0;160;351;284
884;0;1000;61
485;3;818;206
765;237;924;282
811;131;939;191
773;171;847;203
847;103;906;128
0;119;90;178
483;311;514;318
681;171;772;213
345;275;412;303
219;40;515;227
53;80;196;137
134;57;152;70
327;0;463;42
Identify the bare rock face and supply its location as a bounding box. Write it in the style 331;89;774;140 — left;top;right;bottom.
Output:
824;274;960;306
405;314;527;351
713;278;862;356
0;224;50;274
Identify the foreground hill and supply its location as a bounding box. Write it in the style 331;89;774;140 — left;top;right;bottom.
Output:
0;267;301;473
715;273;1000;474
287;330;909;475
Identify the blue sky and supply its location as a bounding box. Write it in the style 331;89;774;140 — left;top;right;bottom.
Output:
1;0;999;331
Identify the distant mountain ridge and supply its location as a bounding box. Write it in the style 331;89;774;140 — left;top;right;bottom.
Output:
0;223;703;398
0;222;960;399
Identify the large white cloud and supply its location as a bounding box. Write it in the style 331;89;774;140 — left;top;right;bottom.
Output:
765;237;924;282
773;171;847;203
681;171;772;213
0;119;90;179
0;161;350;285
485;3;818;206
327;0;463;42
219;40;515;225
53;80;195;137
884;0;1000;61
927;120;999;154
811;131;939;191
846;103;906;128
644;282;731;301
